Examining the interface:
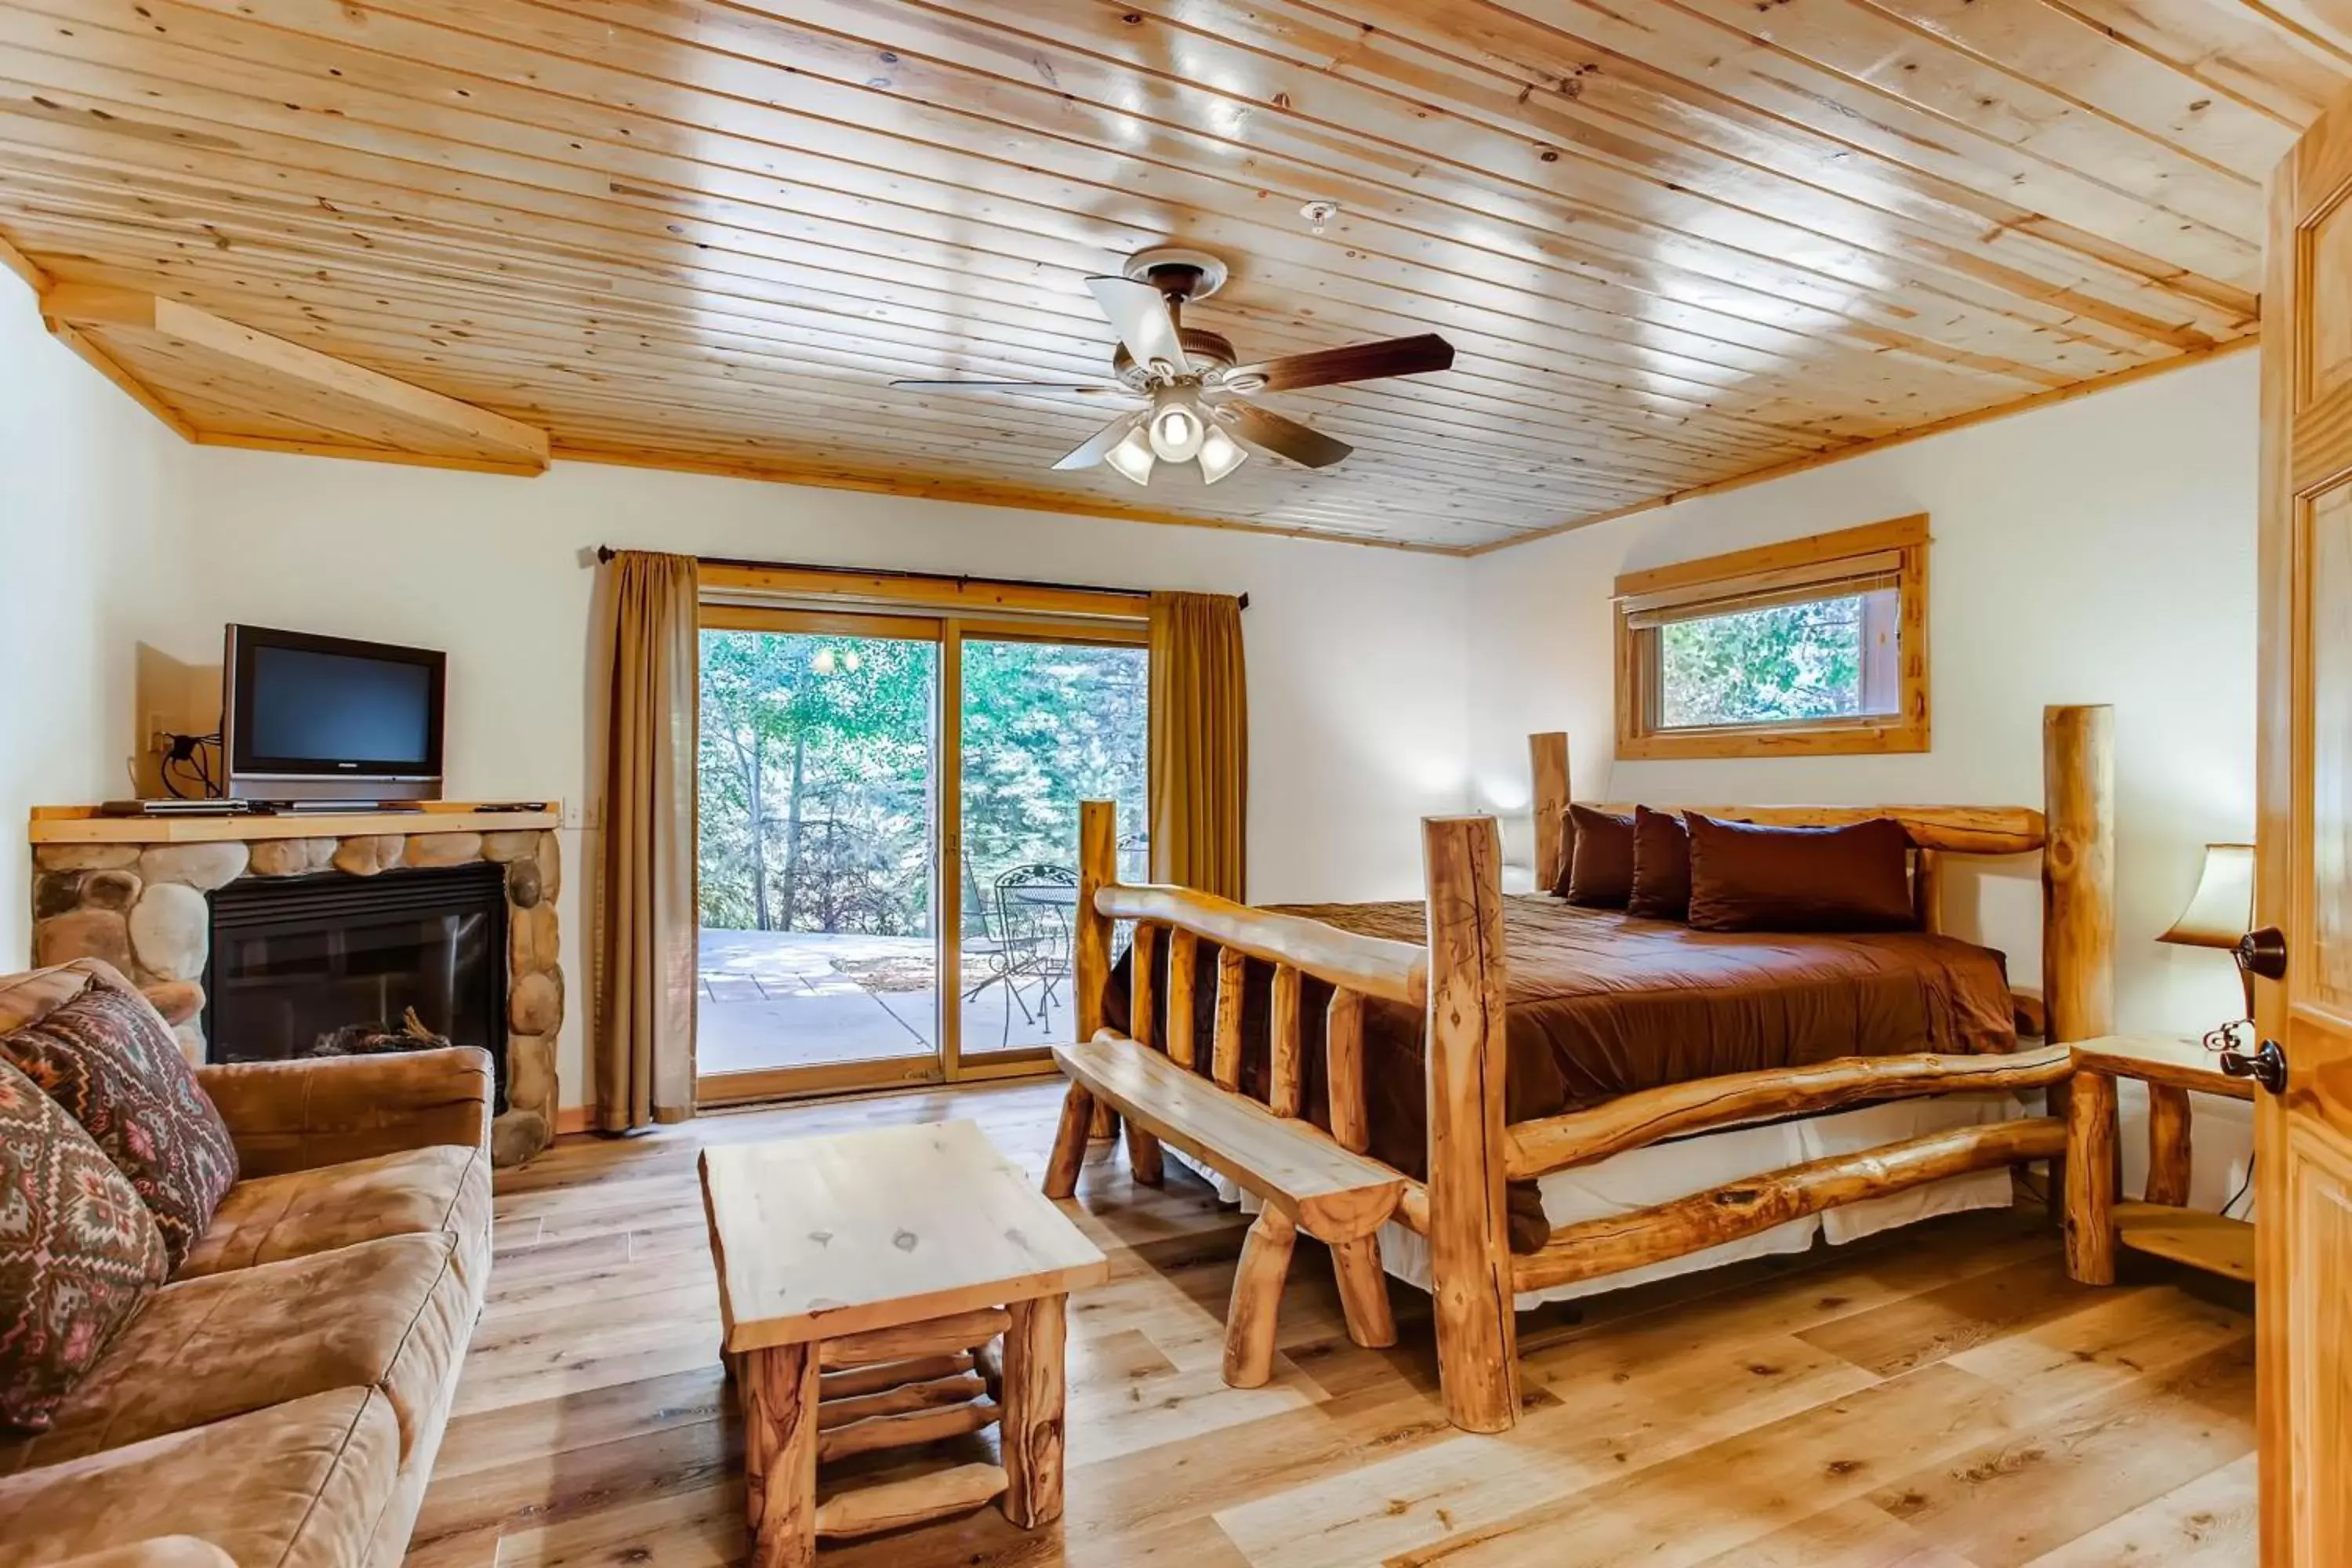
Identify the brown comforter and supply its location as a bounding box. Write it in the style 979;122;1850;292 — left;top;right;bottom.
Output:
1102;894;2016;1252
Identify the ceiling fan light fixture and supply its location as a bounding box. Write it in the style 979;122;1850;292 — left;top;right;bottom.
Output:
1105;423;1157;485
1147;389;1207;462
1198;424;1248;484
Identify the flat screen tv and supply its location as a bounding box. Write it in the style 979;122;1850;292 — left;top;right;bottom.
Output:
222;625;446;802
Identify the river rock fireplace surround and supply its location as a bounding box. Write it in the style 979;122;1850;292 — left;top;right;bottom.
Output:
27;807;564;1166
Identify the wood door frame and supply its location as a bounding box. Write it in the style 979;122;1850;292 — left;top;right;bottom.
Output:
692;598;1147;1106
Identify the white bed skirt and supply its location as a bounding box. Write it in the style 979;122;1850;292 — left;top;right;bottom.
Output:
1164;1091;2035;1310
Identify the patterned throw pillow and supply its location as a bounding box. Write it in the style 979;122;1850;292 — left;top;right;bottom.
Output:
0;982;238;1272
0;1056;168;1430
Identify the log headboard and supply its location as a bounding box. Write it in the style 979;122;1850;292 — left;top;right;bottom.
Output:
1525;703;2115;1043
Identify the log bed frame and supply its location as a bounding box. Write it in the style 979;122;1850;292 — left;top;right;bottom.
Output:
1044;703;2114;1433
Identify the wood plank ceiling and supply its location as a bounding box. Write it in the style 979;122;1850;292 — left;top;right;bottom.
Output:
0;0;2335;552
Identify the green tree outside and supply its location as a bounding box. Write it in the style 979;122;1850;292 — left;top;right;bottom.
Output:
1657;592;1870;728
696;630;1148;936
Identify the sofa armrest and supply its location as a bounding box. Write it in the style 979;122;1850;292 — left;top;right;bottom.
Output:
194;1046;493;1178
52;1539;238;1568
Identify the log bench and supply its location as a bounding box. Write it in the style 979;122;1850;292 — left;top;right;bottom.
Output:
1050;1033;1404;1384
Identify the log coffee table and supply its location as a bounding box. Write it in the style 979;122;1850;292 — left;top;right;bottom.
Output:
698;1120;1109;1567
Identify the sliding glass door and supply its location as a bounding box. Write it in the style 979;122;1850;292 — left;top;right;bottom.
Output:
694;604;1145;1102
695;608;942;1101
955;629;1149;1065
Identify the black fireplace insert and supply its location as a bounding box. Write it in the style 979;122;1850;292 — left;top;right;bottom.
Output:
203;861;508;1109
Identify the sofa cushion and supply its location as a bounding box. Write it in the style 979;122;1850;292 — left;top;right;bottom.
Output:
195;1047;493;1182
0;1386;401;1568
0;961;107;1039
1;978;238;1272
46;1537;237;1568
176;1143;489;1292
0;1232;474;1474
0;1058;169;1432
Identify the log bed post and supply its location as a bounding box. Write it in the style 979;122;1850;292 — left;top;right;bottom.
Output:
1529;731;1570;893
2042;704;2115;1044
1079;800;1122;1144
1421;814;1521;1433
2042;704;2114;1229
1046;801;1120;1197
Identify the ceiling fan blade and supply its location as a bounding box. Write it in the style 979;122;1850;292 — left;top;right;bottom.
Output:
1225;333;1454;394
1085;275;1191;376
890;378;1130;397
1225;401;1352;469
1052;412;1143;471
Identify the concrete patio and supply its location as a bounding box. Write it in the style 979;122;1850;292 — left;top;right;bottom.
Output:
696;927;1069;1076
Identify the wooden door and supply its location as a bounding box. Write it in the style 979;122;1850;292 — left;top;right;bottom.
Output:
2257;89;2352;1564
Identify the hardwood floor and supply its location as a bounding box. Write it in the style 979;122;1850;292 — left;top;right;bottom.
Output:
410;1080;2257;1567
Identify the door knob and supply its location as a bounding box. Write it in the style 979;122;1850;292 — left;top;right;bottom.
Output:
2239;926;2288;982
2219;1036;2288;1095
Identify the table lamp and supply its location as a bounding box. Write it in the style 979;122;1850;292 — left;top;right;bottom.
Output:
2158;842;2256;1020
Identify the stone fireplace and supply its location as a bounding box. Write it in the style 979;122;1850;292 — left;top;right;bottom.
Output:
28;808;564;1165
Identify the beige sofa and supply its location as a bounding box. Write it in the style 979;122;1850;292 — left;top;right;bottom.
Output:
0;960;492;1567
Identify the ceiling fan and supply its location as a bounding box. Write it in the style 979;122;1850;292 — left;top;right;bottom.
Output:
889;249;1455;486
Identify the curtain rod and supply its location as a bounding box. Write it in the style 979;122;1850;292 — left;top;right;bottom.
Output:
592;546;1247;610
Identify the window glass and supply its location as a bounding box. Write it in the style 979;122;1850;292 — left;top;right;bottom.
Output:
1657;587;1896;729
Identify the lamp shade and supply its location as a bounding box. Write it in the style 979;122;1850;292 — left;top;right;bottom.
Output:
2158;842;2254;949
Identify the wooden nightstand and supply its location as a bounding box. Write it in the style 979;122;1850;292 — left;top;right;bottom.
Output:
2063;1035;2256;1286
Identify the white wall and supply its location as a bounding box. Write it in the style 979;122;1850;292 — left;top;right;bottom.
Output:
1465;350;2261;1208
159;453;1473;1111
0;270;190;964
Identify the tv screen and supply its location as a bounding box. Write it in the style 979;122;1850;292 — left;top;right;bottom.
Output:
225;626;445;792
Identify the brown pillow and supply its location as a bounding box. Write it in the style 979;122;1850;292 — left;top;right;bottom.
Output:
1563;806;1636;908
1685;813;1918;932
0;1056;169;1431
1627;806;1692;920
0;979;239;1272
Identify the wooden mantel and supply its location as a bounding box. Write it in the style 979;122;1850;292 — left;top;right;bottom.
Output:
29;802;562;845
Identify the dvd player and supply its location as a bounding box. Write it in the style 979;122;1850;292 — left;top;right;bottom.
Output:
97;799;270;818
270;799;424;814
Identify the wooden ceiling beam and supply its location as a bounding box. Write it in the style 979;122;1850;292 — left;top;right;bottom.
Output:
38;283;551;468
45;320;199;443
0;233;46;294
1;227;194;441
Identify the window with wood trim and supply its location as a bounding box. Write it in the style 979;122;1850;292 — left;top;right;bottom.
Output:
1614;515;1929;760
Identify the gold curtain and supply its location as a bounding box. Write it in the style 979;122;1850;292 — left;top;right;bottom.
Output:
1148;591;1248;900
593;550;700;1130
